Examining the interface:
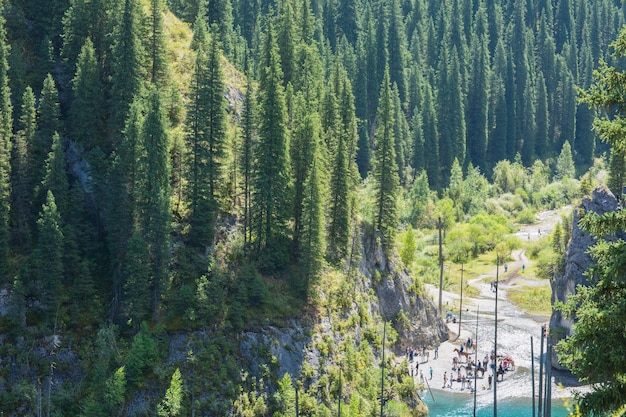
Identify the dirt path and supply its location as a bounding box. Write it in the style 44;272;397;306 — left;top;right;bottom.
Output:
415;205;581;401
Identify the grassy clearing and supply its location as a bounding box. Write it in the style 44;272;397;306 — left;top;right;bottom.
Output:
507;285;552;317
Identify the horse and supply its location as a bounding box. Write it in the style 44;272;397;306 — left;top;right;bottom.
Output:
454;348;470;362
502;356;515;371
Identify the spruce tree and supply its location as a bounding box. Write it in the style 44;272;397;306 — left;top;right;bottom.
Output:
298;112;326;297
110;0;146;138
40;133;70;220
107;99;144;317
372;68;399;250
253;22;292;270
607;150;626;198
185;19;227;249
240;75;256;246
421;83;440;189
276;0;297;87
32;191;64;321
149;0;168;86
0;10;10;275
10;87;36;252
71;37;105;151
139;88;171;316
387;0;408;103
466;5;490;172
535;72;549;159
35;74;61;182
336;0;359;45
437;43;465;182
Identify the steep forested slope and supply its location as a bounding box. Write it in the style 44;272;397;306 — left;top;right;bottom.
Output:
0;0;621;415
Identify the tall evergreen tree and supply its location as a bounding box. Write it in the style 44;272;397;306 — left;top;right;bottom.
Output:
32;190;64;322
149;0;168;86
206;0;234;55
185;19;227;249
291;98;324;264
138;88;171;316
276;0;297;87
437;43;465;182
240;75;256;247
336;0;359;45
10;87;36;252
110;0;146;138
35;74;61;182
107;99;144;317
298;112;325;297
40;133;69;220
372;68;399;250
535;72;549;159
421;83;440;189
252;21;292;270
70;37;105;151
0;10;10;276
387;0;408;103
487;40;507;166
466;5;490;172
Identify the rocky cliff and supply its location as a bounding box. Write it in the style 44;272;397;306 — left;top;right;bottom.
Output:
549;186;620;367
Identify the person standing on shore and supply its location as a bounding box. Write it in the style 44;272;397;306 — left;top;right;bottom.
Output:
429;366;433;380
443;371;447;388
434;345;438;359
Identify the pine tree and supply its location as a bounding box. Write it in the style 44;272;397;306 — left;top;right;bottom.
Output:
437;43;465;182
32;191;64;321
40;133;70;220
0;10;10;275
276;0;297;87
185;20;227;249
607;150;626;198
299;130;325;295
372;68;399;250
122;229;151;326
150;0;168;86
206;0;234;55
110;0;146;138
387;0;407;103
411;106;424;173
487;40;507;166
10;87;36;252
139;88;171;316
466;4;490;172
35;74;61;182
535;72;549;159
71;37;105;151
421;83;440;189
107;99;144;317
253;22;291;270
336;0;359;45
240;75;256;246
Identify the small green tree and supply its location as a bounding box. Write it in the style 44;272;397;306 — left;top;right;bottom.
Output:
554;140;575;180
399;226;416;267
158;368;183;417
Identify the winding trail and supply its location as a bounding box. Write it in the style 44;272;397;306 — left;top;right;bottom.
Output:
411;206;582;403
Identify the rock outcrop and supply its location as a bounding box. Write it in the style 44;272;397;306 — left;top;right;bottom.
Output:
549;186;621;368
360;232;449;351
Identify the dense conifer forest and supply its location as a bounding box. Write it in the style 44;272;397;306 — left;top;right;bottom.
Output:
0;0;624;415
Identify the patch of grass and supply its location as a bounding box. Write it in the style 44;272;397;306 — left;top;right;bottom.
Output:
508;285;552;317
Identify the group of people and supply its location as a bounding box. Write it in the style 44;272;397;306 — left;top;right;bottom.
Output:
442;349;513;392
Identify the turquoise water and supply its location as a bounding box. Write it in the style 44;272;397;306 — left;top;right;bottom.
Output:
421;389;571;417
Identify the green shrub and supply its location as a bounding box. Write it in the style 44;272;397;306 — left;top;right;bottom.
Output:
517;208;537;224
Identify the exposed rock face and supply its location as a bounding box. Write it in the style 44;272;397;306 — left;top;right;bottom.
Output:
549;186;620;368
360;232;449;351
